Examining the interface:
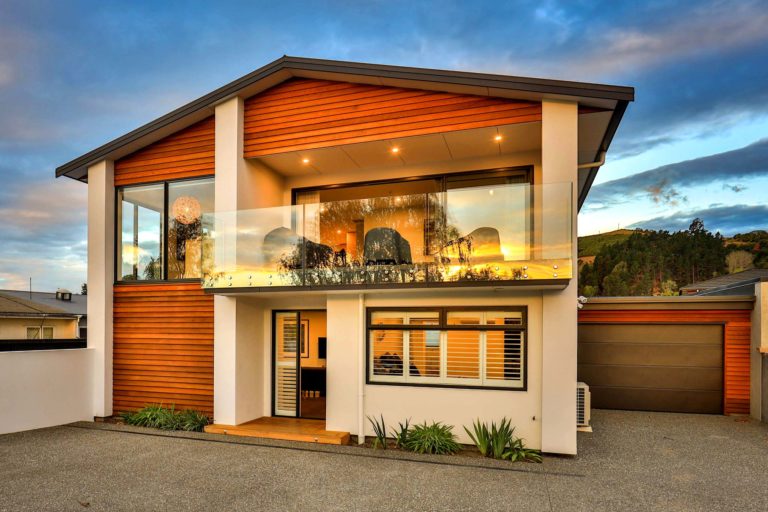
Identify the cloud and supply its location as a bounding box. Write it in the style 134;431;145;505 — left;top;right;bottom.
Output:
723;183;747;193
628;204;768;235
586;138;768;207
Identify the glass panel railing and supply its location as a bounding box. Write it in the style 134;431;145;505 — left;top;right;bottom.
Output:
202;182;572;289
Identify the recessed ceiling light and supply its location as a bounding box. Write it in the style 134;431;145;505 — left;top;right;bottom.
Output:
391;146;400;154
494;134;503;142
302;158;310;164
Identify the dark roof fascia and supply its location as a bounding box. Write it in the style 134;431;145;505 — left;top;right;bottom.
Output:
577;99;630;211
56;56;634;181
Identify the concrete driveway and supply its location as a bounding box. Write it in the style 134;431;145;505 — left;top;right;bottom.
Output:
1;410;767;511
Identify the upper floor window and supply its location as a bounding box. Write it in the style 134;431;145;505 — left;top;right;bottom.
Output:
117;177;214;282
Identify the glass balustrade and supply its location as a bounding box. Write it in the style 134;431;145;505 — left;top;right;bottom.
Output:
201;182;572;290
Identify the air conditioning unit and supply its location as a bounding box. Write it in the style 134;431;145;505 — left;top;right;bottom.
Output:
577;382;591;430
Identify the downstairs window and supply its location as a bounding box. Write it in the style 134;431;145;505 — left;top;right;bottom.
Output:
367;307;526;390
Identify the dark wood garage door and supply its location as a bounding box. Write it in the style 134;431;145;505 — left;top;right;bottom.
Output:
578;324;724;414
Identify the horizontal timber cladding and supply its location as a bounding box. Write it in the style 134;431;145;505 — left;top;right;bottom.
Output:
243;78;543;157
578;308;752;415
113;283;213;416
114;116;214;186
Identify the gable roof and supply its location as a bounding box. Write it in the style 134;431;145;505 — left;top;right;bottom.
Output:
0;292;80;318
55;56;634;207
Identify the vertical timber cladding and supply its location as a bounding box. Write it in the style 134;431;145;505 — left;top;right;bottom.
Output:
243;78;542;157
113;283;214;416
578;304;752;415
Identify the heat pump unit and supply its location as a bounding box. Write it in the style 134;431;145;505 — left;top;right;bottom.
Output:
577;382;591;429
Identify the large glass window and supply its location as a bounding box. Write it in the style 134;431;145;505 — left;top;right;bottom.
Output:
367;307;526;389
118;184;164;281
117;177;214;282
167;178;215;279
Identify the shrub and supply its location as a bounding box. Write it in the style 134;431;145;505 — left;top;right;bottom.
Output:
367;414;388;449
122;404;209;432
403;421;460;455
392;419;411;449
176;409;210;432
464;418;542;462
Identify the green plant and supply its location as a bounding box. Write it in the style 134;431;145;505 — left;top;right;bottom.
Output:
122;404;176;429
176;409;210;432
403;421;460;455
367;414;388;449
121;404;209;432
464;418;542;462
392;419;411;449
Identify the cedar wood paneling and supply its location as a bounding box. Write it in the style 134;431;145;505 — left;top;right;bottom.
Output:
113;283;214;416
579;309;751;415
243;78;543;157
114;116;215;186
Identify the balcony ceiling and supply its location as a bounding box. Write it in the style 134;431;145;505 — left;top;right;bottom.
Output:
253;109;612;181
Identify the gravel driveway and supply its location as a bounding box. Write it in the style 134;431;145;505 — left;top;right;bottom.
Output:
1;410;767;511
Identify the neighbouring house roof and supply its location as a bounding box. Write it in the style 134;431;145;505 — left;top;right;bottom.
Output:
55;56;634;208
680;269;768;295
0;289;87;317
0;292;81;319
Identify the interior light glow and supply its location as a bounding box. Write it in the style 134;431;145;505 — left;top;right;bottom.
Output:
494;134;503;142
302;158;310;164
391;146;400;154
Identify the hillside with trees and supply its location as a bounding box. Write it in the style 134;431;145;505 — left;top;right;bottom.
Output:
578;220;768;297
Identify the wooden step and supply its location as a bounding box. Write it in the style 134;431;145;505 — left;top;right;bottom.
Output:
204;417;350;445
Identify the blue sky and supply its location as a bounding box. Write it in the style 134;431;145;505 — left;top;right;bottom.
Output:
1;0;767;292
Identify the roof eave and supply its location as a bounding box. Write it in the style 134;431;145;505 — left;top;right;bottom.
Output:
56;55;635;182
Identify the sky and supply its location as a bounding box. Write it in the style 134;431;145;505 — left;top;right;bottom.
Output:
1;0;767;292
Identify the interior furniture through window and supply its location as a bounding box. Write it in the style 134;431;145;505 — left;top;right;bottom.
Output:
367;307;527;390
116;177;214;282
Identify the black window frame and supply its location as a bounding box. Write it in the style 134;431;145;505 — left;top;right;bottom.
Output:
114;175;214;285
365;306;528;392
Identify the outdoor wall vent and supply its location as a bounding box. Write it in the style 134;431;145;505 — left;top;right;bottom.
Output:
577;382;592;431
55;288;72;301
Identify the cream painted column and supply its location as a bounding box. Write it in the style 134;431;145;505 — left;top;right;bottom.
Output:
87;159;114;418
540;100;578;454
213;96;243;424
751;281;767;419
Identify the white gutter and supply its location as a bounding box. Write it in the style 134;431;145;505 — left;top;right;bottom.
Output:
358;293;365;444
577;151;606;169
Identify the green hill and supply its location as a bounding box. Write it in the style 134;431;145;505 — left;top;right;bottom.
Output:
577;229;636;258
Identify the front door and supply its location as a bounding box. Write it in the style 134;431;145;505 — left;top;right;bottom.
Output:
273;310;327;419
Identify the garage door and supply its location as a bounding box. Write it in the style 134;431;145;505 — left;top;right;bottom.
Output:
578;323;724;414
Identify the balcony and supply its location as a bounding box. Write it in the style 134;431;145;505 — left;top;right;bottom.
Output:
201;182;572;292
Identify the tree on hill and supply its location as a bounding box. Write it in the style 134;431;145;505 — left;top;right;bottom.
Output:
579;219;726;296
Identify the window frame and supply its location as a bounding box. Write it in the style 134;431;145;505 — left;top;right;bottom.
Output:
114;175;214;284
26;326;54;340
366;306;528;391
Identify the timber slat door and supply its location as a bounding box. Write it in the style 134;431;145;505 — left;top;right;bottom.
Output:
274;311;299;417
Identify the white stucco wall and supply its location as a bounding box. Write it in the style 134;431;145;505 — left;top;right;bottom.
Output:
0;349;93;434
324;290;544;447
540;100;578;454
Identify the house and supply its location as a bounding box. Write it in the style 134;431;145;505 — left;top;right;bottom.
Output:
0;288;87;339
680;268;768;296
55;56;633;454
0;290;84;350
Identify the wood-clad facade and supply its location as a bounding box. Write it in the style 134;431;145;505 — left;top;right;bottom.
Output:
114;116;215;186
579;306;752;415
243;78;542;157
113;283;214;415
